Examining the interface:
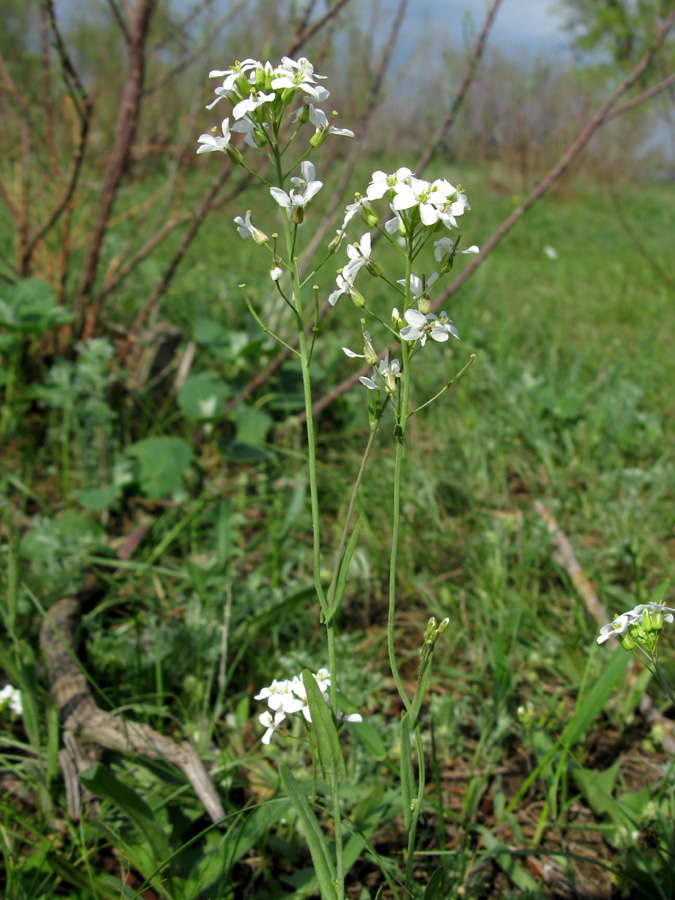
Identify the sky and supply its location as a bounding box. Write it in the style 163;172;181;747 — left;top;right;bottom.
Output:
398;0;571;57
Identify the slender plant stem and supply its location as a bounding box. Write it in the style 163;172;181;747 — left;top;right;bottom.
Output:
405;726;426;895
653;657;675;709
272;149;345;899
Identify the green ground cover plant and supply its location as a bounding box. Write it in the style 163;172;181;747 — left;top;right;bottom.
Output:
2;3;675;898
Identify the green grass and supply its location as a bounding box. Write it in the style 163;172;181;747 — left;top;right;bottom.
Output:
1;161;675;899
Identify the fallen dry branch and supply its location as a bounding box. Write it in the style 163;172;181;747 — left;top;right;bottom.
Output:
41;590;226;825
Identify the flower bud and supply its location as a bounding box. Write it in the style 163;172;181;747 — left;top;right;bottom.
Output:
291;206;305;225
310;129;327;148
365;259;383;278
296;104;310;125
418;296;431;315
226;145;243;166
349;287;366;308
391;307;403;333
618;631;636;651
251;226;269;245
437;617;450;635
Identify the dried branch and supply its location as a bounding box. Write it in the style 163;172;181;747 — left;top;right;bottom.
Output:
77;0;158;339
287;0;354;58
143;0;248;95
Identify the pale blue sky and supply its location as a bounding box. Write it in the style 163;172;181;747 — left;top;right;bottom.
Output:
399;0;570;57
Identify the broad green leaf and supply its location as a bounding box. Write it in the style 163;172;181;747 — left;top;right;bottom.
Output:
79;763;171;865
279;764;337;900
302;669;346;782
125;436;194;500
76;485;121;512
177;372;232;421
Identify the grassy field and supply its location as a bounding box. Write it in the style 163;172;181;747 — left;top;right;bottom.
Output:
1;155;674;899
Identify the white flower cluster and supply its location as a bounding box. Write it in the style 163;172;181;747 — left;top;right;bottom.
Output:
255;668;362;745
0;684;22;716
197;56;353;156
598;601;675;646
332;168;479;386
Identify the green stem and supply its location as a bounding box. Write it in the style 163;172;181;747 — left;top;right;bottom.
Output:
331;770;345;900
404;726;426;896
270;149;343;898
653;656;675;709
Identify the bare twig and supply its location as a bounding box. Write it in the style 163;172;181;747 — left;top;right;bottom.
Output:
77;0;158;339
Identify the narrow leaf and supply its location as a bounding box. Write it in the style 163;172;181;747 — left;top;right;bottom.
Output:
302;669;346;781
279;764;337;900
79;763;171;865
400;713;414;831
325;518;363;626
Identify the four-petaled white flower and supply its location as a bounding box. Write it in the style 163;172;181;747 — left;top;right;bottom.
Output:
360;353;401;393
400;308;459;346
232;90;276;120
366;168;413;201
270;160;323;218
196;118;233;154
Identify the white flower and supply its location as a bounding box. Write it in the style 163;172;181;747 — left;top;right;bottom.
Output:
255;667;360;742
337;710;363;723
342;330;377;365
631;602;675;621
270;160;323;218
254;678;304;714
597;601;675;645
543;245;558;260
308;105;354;143
597;613;636;644
0;684;22;716
209;58;260;91
366;167;413;201
271;56;326;93
433;236;479;262
196;118;233;155
359;353;401;393
398;272;439;303
393;176;452;227
259;709;286;744
400;309;459;346
338;195;377;235
270;263;283;281
345;233;373;277
328;265;365;307
233;210;268;244
232;90;276;120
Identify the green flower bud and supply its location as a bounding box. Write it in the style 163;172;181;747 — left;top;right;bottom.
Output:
418;296;431;315
226;145;243;166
